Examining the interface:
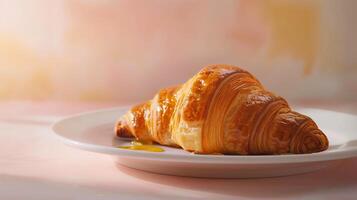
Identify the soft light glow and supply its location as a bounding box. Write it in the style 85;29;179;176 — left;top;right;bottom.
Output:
0;0;356;102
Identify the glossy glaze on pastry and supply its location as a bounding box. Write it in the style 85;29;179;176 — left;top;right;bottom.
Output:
115;64;329;155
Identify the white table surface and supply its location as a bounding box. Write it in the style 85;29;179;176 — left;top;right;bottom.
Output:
1;101;357;200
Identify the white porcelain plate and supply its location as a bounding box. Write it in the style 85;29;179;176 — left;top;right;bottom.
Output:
52;107;357;178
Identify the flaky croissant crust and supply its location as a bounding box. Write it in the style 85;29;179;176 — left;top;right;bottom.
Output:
116;65;329;155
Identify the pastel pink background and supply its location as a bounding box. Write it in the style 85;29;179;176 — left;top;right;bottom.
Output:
1;0;356;104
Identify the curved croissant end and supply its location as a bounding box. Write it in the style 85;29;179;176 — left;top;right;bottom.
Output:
115;64;329;155
289;119;329;154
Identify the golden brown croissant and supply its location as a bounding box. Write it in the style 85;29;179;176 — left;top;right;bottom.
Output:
115;65;329;155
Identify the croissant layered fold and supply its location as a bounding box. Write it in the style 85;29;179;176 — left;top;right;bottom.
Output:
115;65;329;154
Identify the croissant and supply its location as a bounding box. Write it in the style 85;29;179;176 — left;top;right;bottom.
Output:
115;65;329;155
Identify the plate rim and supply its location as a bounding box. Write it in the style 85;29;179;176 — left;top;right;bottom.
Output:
52;106;357;164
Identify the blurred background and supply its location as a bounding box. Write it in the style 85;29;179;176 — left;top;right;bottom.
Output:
0;0;356;105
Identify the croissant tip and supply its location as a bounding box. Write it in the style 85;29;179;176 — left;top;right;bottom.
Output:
115;120;133;138
291;128;329;154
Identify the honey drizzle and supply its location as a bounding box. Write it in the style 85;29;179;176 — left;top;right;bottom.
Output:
118;140;164;152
